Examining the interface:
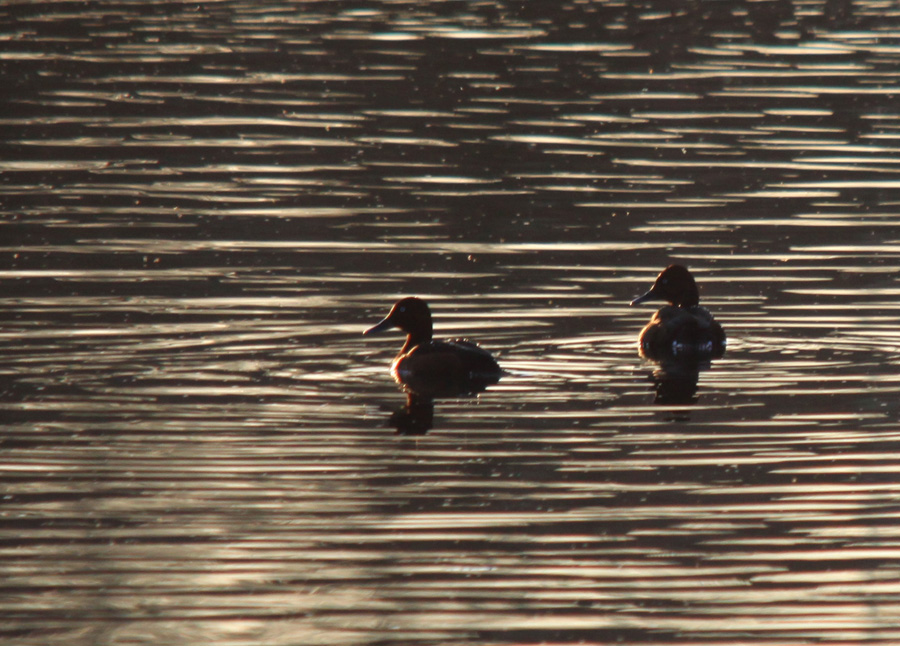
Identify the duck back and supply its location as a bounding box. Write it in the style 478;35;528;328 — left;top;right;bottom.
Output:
392;338;501;396
639;305;725;360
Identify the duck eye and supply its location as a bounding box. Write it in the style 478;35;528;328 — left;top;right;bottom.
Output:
398;306;406;313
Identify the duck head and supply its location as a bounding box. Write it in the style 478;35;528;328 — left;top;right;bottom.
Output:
364;297;433;346
631;264;700;308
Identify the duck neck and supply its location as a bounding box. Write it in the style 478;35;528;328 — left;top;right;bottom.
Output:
678;291;699;308
400;325;432;354
675;283;700;308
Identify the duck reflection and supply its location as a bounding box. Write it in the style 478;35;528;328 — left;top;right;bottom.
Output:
648;359;702;406
365;297;502;434
631;265;725;408
387;379;497;435
389;390;435;436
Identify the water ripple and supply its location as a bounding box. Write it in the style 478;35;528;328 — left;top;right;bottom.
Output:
4;1;900;644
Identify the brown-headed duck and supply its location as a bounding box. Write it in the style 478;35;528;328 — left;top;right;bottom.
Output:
364;297;501;395
631;264;726;360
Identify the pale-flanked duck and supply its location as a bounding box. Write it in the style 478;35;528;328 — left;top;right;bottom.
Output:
364;297;501;395
631;264;725;360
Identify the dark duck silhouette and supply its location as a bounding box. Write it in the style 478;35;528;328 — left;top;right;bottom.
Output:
630;264;726;360
364;297;502;397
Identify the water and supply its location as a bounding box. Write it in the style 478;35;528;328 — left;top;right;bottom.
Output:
3;1;900;644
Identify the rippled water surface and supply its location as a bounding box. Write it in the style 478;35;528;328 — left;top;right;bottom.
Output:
4;1;900;644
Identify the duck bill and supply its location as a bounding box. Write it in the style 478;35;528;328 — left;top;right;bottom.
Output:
364;316;394;335
630;289;656;306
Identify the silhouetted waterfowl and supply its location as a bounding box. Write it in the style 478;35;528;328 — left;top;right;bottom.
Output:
364;296;501;396
631;264;726;360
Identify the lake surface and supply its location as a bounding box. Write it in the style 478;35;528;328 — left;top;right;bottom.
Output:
4;1;900;644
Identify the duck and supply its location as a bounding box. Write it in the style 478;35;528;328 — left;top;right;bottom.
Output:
364;297;501;395
630;264;725;360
